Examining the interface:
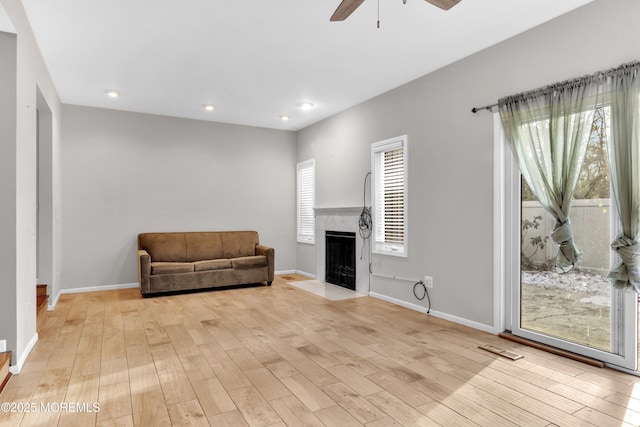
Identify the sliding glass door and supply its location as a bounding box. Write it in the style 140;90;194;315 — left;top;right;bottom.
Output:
499;111;638;371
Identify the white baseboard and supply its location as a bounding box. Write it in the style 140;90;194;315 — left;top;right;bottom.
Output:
275;270;296;275
49;282;139;311
369;292;495;335
9;333;38;375
295;270;316;279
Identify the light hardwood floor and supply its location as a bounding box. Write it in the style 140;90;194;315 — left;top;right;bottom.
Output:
1;274;640;426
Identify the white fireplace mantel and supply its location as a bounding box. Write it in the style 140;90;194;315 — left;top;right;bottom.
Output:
315;206;369;295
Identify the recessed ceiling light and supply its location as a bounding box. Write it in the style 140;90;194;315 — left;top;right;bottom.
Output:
105;89;120;98
300;102;314;111
280;115;290;121
203;104;214;111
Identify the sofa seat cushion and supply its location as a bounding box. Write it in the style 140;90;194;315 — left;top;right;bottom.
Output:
193;259;232;272
232;255;267;269
151;262;194;275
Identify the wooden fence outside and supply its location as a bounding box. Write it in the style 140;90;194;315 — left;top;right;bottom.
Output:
522;199;611;273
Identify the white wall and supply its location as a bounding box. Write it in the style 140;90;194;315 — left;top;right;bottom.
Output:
0;0;62;371
295;0;640;328
61;105;297;290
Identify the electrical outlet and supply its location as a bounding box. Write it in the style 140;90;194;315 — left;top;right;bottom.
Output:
424;276;433;289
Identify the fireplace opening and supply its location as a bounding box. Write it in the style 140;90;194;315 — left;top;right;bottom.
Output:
325;231;356;290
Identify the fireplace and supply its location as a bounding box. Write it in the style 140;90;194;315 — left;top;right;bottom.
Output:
325;231;356;290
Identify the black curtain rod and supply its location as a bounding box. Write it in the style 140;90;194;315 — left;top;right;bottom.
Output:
471;103;498;113
472;61;640;114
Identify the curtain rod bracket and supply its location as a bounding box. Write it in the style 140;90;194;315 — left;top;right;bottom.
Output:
471;103;498;114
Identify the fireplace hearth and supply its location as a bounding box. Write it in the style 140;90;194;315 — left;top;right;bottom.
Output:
325;230;356;290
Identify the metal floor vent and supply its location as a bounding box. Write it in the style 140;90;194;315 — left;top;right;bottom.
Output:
478;344;524;361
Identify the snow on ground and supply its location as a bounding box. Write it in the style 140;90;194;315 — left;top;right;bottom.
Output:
522;270;610;293
522;269;611;307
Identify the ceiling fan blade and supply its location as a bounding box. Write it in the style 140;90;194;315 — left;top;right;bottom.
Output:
330;0;365;21
425;0;461;10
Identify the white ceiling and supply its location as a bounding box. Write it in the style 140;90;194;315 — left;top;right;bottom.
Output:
18;0;592;131
0;3;15;33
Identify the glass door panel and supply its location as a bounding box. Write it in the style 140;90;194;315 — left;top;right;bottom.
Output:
521;187;612;352
512;107;637;370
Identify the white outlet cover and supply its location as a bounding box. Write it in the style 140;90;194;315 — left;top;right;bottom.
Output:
424;276;433;288
0;340;6;352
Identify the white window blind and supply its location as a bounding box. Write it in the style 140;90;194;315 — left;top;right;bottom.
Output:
371;136;407;257
297;159;315;244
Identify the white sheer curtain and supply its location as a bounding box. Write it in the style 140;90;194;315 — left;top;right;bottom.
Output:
601;62;640;291
499;60;640;291
499;78;599;273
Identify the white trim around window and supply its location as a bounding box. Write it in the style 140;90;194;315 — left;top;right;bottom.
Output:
297;159;315;244
371;135;408;257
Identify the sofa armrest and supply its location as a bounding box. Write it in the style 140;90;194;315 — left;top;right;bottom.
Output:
256;244;274;283
138;249;151;294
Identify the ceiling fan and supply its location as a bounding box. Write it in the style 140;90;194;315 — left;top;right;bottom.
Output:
330;0;461;21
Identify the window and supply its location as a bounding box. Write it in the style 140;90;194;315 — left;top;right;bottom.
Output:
371;135;408;257
297;159;315;244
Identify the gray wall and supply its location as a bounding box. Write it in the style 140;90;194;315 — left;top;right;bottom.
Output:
61;105;297;289
296;0;640;328
37;90;56;301
0;31;17;353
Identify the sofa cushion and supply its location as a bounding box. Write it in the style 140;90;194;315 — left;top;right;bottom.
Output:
139;233;188;262
193;259;232;272
151;262;194;275
232;255;267;269
186;232;224;262
221;231;259;258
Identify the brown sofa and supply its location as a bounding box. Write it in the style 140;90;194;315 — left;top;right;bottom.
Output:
137;231;274;296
